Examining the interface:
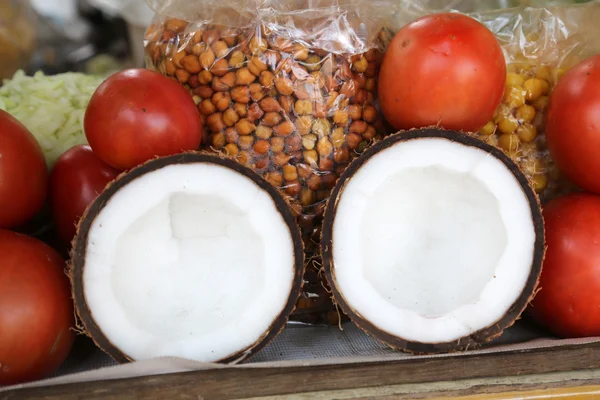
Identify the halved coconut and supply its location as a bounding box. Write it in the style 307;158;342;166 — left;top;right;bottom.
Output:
70;153;304;363
322;128;545;354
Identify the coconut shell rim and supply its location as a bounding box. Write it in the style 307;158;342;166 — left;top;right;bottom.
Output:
321;127;546;355
69;151;306;364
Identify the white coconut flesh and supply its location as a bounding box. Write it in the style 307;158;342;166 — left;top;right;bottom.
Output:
81;163;296;362
331;138;536;344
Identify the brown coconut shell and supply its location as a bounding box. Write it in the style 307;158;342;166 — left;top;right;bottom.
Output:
69;151;305;364
321;127;545;355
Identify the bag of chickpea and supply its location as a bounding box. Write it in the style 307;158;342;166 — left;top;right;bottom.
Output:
389;0;600;204
143;0;398;324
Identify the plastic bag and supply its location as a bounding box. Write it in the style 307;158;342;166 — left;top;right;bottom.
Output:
143;0;398;324
387;0;600;203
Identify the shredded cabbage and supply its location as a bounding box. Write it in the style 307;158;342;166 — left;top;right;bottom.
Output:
0;70;104;168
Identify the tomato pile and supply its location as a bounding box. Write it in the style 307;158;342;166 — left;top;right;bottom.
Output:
1;9;600;386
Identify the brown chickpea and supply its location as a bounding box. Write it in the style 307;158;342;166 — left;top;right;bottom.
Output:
253;139;270;155
248;56;268;75
172;51;186;68
265;172;284;187
346;133;362;150
211;132;226;149
231;86;251;103
304;150;318;167
271;137;285;153
236;119;256;135
285;180;302;197
229;51;245;68
165;18;188;33
349;121;367;135
250;83;266;102
295;100;313;115
175;69;190;84
362;106;377;123
181;55;202;74
200;49;216;69
302;134;317;150
330;127;345;148
223;108;240;127
198;70;213;85
212;40;229;58
192;43;206;56
274;120;295;136
188;75;200;88
246;103;264;122
233;102;247;117
300;188;314;206
224;143;239;156
259;97;281;113
307;174;321;191
225;127;239;143
334;147;350;164
235;68;256;85
255;125;273;139
363;125;376;140
312;118;332;137
283;165;299;181
237;150;252;166
238;135;255;149
273;152;291;166
286;134;302;152
295;116;314;135
198;99;216;116
333;110;349;126
275;77;294;96
212;92;231;112
263;112;282;127
194;85;214;98
207;113;225;133
220;72;236;88
347;104;362;121
317;137;333;157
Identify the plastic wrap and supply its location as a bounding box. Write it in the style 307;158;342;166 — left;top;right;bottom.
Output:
388;0;600;203
143;0;600;323
143;0;397;323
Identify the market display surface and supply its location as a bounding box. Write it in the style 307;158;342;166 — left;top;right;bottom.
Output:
2;0;600;393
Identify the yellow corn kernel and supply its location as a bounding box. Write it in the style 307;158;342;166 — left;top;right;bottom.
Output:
523;78;549;102
498;117;519;135
504;86;526;108
506;72;525;87
535;65;552;82
517;123;537;143
516;105;536;123
480;121;497;136
498;133;520;152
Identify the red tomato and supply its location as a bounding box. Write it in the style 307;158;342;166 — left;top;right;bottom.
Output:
378;13;506;132
529;193;600;338
84;68;202;171
545;55;600;194
0;110;48;229
49;145;120;247
0;230;75;385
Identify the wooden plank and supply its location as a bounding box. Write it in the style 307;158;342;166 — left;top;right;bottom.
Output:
3;342;600;400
